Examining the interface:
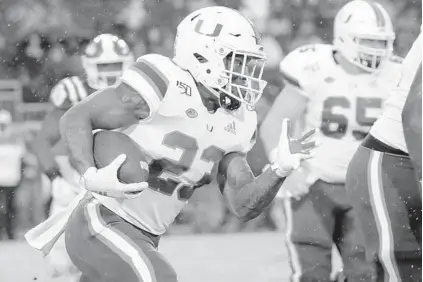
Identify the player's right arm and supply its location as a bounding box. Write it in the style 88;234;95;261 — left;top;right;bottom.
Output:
31;77;84;181
259;46;314;161
59;54;168;198
399;33;422;181
402;64;422;181
60;83;150;175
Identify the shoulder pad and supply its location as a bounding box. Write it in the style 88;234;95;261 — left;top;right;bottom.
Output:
50;76;88;109
136;54;178;79
121;54;177;115
380;56;404;87
279;44;329;90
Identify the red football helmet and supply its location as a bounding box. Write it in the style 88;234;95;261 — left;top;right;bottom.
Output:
81;34;134;90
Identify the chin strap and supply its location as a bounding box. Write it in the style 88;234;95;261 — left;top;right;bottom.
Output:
196;83;221;112
219;92;241;111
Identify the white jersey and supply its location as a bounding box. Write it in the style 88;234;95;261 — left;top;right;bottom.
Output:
280;44;402;183
94;54;257;235
371;33;422;152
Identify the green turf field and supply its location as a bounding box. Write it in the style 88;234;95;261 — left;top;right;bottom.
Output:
0;232;291;282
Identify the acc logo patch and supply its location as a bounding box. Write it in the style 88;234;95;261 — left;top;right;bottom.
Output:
185;108;198;118
324;77;336;83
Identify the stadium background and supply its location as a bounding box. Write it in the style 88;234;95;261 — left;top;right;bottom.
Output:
0;0;420;238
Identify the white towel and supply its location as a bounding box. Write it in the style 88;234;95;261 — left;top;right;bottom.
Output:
24;191;88;256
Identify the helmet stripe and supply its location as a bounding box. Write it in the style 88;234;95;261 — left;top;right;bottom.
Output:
71;76;88;101
62;78;78;105
130;59;169;101
50;84;68;108
368;2;385;28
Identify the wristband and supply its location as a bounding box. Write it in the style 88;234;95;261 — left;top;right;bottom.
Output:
79;167;97;187
270;163;291;178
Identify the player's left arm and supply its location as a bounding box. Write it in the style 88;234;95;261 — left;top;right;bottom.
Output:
217;152;285;222
217;119;317;222
402;63;422;179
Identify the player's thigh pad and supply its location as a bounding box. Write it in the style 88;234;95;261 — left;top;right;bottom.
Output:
45;233;79;277
65;198;177;282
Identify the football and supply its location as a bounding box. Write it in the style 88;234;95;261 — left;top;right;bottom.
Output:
93;130;149;184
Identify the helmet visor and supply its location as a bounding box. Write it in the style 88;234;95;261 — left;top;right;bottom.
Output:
97;62;124;86
353;35;394;70
222;51;267;107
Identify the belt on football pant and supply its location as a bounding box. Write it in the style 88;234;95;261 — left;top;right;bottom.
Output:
362;134;408;157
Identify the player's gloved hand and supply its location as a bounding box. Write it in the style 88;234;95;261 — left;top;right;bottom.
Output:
270;118;318;178
80;154;148;199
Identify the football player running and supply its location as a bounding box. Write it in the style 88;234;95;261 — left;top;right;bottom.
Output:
346;32;422;281
260;1;402;281
30;33;134;281
47;6;317;282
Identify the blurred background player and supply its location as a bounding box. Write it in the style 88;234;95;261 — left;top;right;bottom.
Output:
33;33;134;217
0;109;26;240
259;0;403;281
346;32;422;282
30;33;134;281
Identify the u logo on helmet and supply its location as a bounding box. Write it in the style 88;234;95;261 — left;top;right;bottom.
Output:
194;20;223;37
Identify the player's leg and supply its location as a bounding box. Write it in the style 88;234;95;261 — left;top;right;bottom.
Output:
45;234;80;281
346;146;422;281
65;197;178;282
0;187;7;239
5;186;16;239
0;186;16;239
379;153;422;281
333;193;374;282
40;174;53;217
283;180;337;282
44;179;81;281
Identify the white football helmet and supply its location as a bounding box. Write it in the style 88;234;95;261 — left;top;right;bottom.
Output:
0;109;11;133
334;0;395;72
81;34;134;90
173;6;267;110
